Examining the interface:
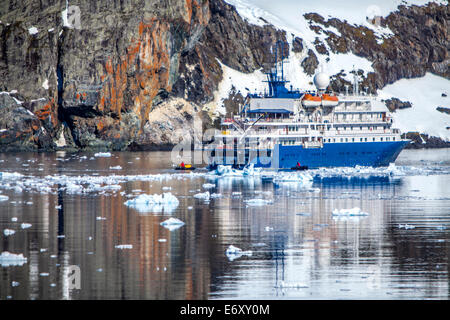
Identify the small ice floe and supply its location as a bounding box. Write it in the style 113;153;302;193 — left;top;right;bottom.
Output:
3;229;15;236
50;255;57;259
40;248;47;253
225;245;252;261
55;205;62;209
210;193;222;199
0;195;9;202
397;224;416;230
115;244;133;249
28;27;38;35
194;191;210;201
96;216;106;220
265;226;273;231
202;183;216;189
124;193;179;213
11;281;20;287
94;152;111;157
162;186;172;191
275;281;309;289
20;223;32;229
158;239;167;242
57;235;65;239
187;206;193;210
0;252;28;267
50;283;56;287
109;165;122;170
231;191;242;196
273;172;313;184
11;217;18;222
160;218;185;231
332;207;369;217
97;268;103;272
39;273;49;277
245;198;272;206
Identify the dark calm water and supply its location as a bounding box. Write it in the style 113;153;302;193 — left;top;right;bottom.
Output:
0;148;449;300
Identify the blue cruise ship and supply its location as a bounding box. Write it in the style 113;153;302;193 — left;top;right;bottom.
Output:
207;45;409;169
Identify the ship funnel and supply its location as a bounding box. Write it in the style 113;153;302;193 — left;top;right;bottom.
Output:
313;72;330;92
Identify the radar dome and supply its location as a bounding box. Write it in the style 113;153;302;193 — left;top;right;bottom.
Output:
313;72;330;90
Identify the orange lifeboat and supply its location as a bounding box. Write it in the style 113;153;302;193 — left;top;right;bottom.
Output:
321;94;339;107
302;94;322;107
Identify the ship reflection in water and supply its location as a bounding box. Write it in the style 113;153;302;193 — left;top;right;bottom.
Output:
0;149;449;299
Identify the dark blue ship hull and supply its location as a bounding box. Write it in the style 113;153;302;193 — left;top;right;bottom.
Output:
210;141;409;169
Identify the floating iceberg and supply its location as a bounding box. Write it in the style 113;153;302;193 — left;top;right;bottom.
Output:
20;223;32;229
94;152;112;157
115;244;133;249
273;172;313;184
124;192;179;213
160;217;185;231
225;245;252;261
275;281;309;289
194;191;210;201
0;251;28;267
245;198;272;206
397;224;415;230
210;193;222;199
3;229;15;236
332;207;369;217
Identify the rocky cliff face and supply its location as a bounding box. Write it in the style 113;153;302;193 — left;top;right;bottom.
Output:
0;0;448;151
304;3;449;93
0;0;286;151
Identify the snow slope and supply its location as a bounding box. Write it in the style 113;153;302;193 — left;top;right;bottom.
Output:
378;73;449;140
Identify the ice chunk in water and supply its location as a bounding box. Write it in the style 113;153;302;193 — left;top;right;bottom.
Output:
194;191;210;201
3;229;15;236
124;192;179;213
275;281;309;289
109;165;122;170
115;244;133;249
94;152;112;157
332;207;369;216
225;245;252;261
397;224;415;230
160;217;185;231
20;223;32;229
0;252;28;267
245;198;272;206
0;195;9;202
202;183;216;189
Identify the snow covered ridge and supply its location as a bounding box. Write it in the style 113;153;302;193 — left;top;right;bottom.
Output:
378;73;450;141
